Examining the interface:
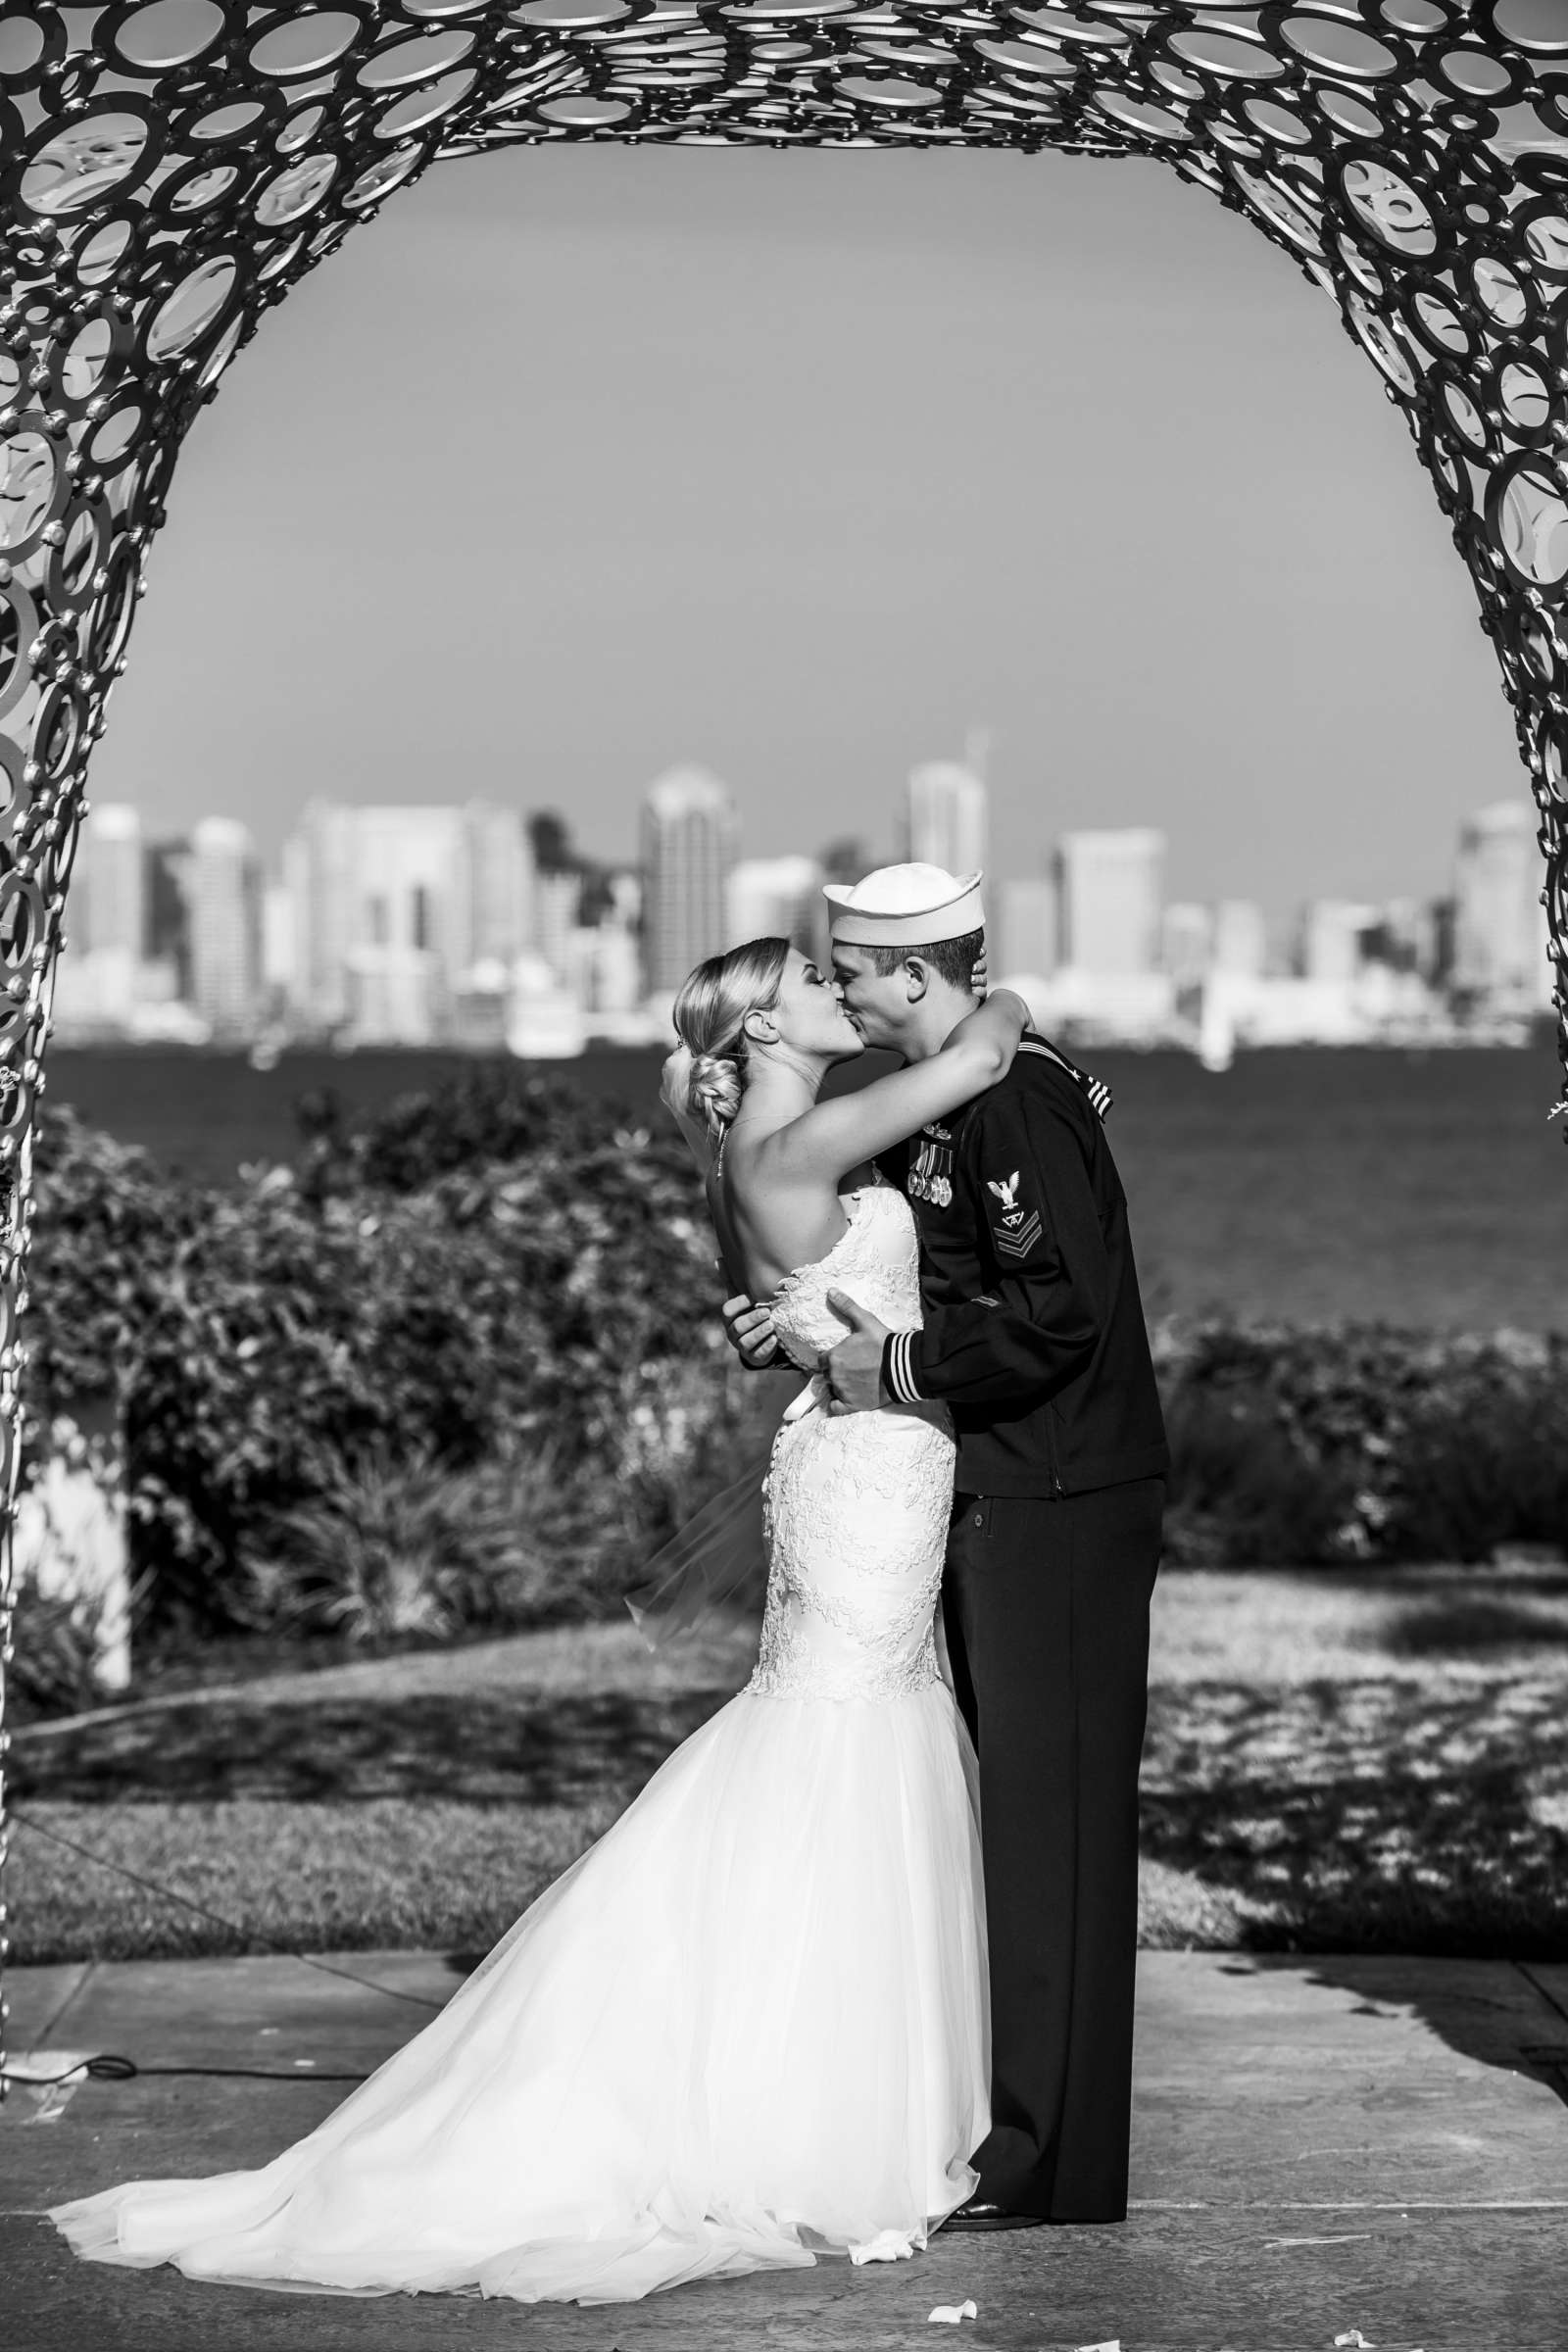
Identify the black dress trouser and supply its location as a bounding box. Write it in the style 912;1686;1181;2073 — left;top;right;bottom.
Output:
941;1476;1164;2223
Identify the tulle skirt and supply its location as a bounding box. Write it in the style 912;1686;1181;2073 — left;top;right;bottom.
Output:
49;1681;990;2305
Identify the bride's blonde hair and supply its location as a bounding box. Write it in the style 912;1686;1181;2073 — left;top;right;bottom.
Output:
671;937;790;1144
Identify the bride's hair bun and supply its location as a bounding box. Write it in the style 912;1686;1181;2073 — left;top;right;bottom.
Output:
687;1050;743;1140
670;936;791;1149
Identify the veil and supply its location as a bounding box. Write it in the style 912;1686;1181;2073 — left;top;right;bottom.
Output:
626;1043;780;1650
624;1446;774;1646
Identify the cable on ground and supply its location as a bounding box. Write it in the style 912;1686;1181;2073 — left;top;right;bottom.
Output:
8;1807;446;2013
1;2053;368;2088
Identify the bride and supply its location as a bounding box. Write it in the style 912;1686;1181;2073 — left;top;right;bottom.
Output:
49;938;1029;2307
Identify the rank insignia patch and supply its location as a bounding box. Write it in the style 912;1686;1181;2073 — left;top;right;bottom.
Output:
992;1209;1043;1260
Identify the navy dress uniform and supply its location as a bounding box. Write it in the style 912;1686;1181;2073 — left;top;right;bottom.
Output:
830;864;1170;2227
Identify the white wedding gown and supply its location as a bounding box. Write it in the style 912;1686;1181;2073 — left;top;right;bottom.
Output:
49;1179;989;2306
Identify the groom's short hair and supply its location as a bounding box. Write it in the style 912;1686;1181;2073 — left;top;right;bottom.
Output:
867;928;984;992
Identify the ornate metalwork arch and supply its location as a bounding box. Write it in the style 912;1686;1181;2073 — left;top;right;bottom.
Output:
1;0;1565;2071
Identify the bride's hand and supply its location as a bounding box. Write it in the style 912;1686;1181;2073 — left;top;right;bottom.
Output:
722;1292;781;1370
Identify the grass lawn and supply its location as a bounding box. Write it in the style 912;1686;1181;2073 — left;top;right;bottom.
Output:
10;1565;1568;1965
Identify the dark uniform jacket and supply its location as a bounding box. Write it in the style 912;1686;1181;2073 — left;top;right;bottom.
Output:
876;1034;1170;1500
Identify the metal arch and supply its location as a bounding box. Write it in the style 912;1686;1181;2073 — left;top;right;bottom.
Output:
1;0;1566;2076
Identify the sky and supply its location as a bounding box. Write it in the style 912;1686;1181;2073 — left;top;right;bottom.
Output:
88;138;1525;945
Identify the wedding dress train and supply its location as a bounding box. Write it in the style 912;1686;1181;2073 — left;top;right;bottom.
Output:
49;1180;989;2305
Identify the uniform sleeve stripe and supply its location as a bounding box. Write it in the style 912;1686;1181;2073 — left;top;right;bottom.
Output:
887;1331;923;1404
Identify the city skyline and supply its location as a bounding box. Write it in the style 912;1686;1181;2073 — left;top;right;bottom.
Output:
73;757;1552;939
53;759;1552;1055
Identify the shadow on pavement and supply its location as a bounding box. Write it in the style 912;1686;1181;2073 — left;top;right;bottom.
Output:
1267;1950;1568;2114
11;1688;733;1808
1140;1674;1568;1961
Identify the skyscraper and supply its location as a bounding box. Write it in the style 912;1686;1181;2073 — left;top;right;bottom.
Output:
1212;899;1268;981
188;816;263;1038
281;803;473;1042
282;801;356;1031
1298;900;1377;987
997;876;1056;982
725;856;824;954
1054;830;1164;976
77;802;144;959
534;869;582;987
904;761;987;879
641;766;737;999
1160;902;1213;991
261;880;293;1015
146;836;194;1002
1453;799;1553;1012
454;803;534;982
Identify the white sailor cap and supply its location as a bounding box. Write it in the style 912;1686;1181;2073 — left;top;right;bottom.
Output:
823;862;985;949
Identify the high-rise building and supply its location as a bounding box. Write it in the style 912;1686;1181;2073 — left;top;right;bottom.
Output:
77;802;144;958
725;856;823;954
904;761;987;878
188;816;263;1037
588;923;642;1019
1453;799;1553;1011
146;837;193;1002
1298;899;1378;987
261;879;293;1017
1054;830;1164;976
1359;897;1427;975
282;802;355;1031
281;803;471;1042
454;803;534;982
534;869;582;987
998;876;1056;981
640;766;737;999
1428;895;1458;991
1160;902;1213;990
1212;898;1268;981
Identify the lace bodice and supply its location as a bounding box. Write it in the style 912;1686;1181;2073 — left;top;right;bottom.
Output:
748;1183;956;1704
767;1181;923;1372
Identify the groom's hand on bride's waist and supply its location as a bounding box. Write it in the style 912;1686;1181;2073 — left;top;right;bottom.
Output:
824;1292;893;1414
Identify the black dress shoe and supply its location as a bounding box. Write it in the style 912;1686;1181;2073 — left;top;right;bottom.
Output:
940;2197;1047;2232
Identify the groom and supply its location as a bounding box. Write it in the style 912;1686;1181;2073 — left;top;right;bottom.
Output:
723;861;1168;2231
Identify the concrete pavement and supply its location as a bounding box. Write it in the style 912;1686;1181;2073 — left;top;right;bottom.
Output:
3;1947;1566;2350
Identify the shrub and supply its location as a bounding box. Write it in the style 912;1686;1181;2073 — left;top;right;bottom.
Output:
8;1586;102;1718
1380;1367;1568;1564
24;1099;739;1635
1152;1320;1568;1567
290;1068;638;1199
1158;1380;1354;1568
239;1440;609;1641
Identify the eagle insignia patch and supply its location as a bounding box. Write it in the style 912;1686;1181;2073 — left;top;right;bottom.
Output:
987;1170;1042;1258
